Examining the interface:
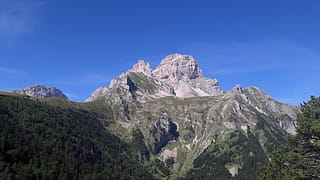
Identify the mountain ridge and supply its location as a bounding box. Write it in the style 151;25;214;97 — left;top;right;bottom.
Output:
11;85;68;100
86;53;294;106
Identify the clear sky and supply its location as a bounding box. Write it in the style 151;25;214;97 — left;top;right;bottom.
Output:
1;0;319;104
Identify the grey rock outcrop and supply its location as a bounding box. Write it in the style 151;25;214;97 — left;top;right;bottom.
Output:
11;85;68;99
153;54;202;81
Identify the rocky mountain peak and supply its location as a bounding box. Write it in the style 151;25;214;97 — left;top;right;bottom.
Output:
153;53;202;82
151;54;222;97
129;60;153;76
87;53;224;101
11;85;68;99
231;84;244;94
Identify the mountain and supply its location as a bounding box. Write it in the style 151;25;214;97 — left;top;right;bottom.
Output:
11;85;68;99
0;53;301;179
85;54;300;179
87;54;223;102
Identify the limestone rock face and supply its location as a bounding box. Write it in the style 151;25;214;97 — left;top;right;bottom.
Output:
153;54;222;97
11;85;68;99
153;54;202;81
244;86;298;134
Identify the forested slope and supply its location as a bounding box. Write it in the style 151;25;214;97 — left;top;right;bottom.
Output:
0;93;155;180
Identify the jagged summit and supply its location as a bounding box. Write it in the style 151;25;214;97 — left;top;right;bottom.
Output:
11;85;68;99
153;54;222;97
129;60;153;76
231;84;244;94
153;54;202;81
129;54;202;81
86;53;224;101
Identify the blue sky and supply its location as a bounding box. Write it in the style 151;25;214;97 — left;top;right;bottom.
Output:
0;0;319;104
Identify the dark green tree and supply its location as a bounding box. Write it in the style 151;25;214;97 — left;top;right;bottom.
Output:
259;96;320;180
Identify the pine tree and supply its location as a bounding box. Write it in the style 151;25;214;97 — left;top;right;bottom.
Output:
259;96;320;180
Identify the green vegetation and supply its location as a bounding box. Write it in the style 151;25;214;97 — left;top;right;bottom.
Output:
130;129;150;163
258;96;320;180
184;130;266;180
0;94;155;179
255;113;287;153
0;89;305;179
127;73;158;94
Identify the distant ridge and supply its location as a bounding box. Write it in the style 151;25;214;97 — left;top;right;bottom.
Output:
11;85;68;99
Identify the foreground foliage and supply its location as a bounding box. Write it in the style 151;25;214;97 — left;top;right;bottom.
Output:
259;96;320;180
